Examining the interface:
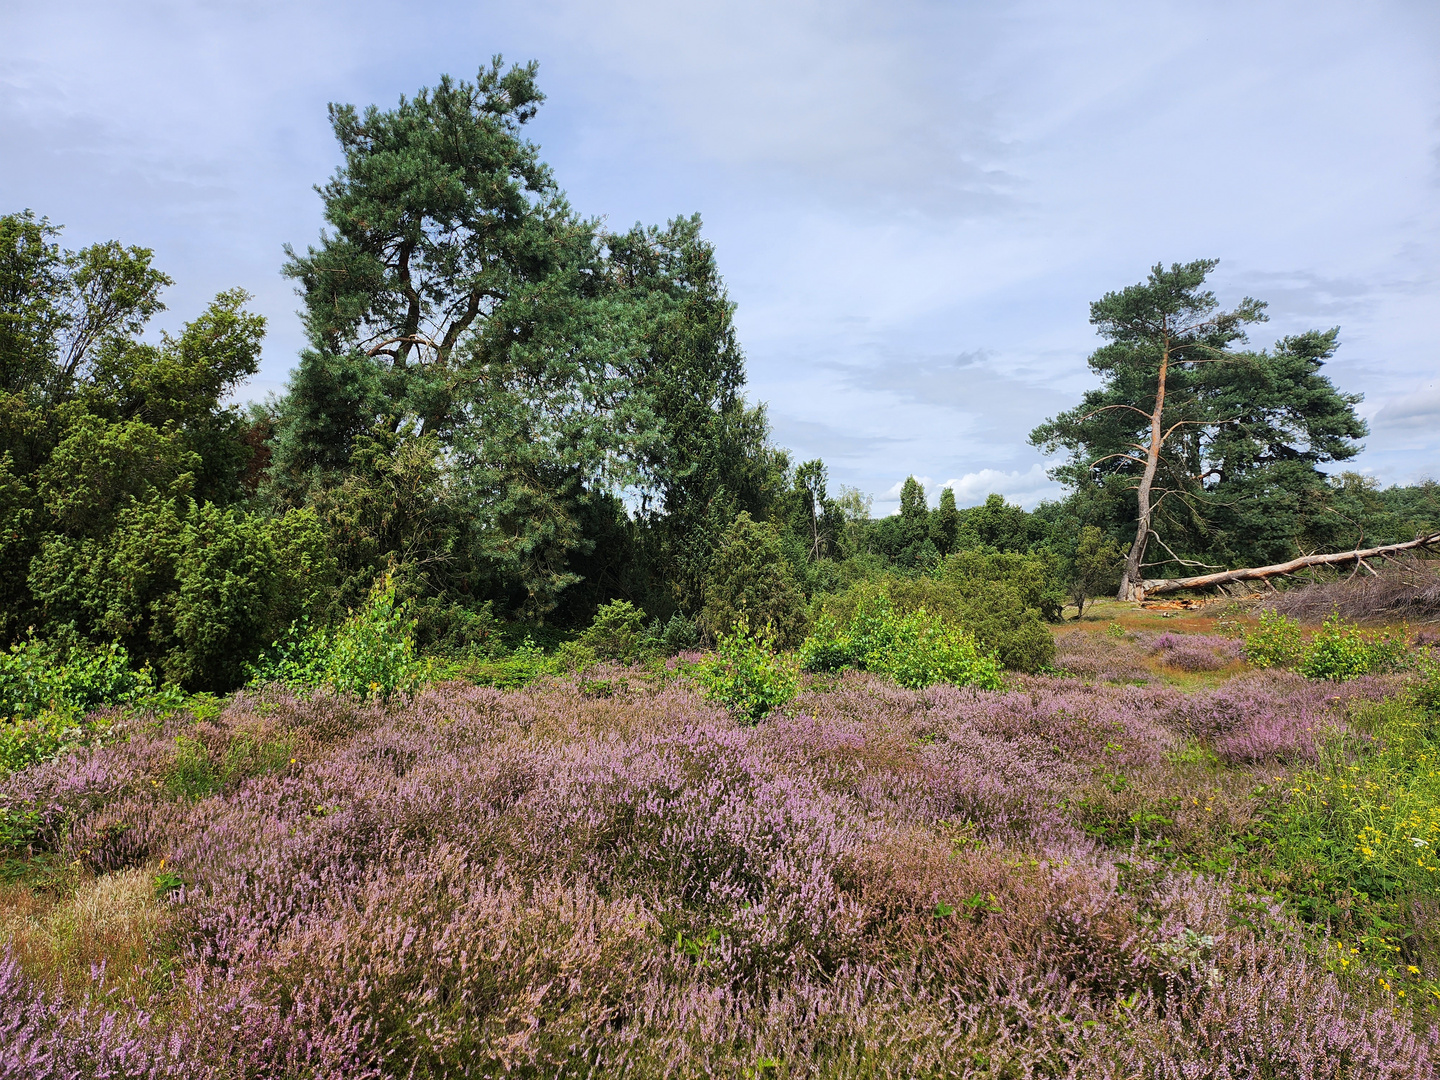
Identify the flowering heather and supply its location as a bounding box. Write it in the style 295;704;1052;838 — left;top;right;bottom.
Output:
0;666;1432;1077
1141;631;1245;672
1054;629;1153;683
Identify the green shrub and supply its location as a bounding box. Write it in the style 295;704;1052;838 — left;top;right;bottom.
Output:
0;638;146;722
1244;609;1409;680
577;600;653;662
28;501;336;692
1298;612;1409;681
459;639;558;689
811;570;1054;673
660;612;700;653
249;575;420;701
697;623;799;722
0;639;155;773
941;549;1065;623
800;591;1004;691
1243;610;1306;669
411;597;499;655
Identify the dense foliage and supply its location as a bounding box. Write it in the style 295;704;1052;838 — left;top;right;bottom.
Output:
2;62;1437;706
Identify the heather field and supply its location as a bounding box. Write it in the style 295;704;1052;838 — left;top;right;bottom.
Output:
2;615;1439;1079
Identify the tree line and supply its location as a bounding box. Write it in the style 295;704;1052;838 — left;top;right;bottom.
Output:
2;60;1436;690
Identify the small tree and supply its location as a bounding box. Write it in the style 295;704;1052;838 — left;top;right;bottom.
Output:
701;512;807;647
1068;525;1122;619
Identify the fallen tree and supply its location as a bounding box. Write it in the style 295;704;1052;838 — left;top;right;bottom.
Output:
1137;532;1440;599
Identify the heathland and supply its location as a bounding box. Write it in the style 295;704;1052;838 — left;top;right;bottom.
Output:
4;59;1440;1078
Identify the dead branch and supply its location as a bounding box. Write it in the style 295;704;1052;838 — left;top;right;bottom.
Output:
1136;532;1440;599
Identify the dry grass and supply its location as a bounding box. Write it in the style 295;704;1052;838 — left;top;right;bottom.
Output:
0;864;173;1000
1261;557;1440;625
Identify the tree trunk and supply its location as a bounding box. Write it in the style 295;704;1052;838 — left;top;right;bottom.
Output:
1118;340;1169;600
1136;532;1440;598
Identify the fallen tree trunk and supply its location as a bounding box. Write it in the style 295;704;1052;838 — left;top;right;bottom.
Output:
1137;532;1440;600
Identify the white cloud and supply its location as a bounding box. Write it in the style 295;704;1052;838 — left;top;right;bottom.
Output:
880;476;934;503
1371;382;1440;432
940;464;1062;510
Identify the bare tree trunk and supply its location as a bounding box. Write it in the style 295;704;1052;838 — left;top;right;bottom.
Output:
1136;532;1440;598
1118;341;1169;600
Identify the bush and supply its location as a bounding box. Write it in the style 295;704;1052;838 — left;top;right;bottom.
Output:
577;600;654;662
800;591;1004;690
1244;609;1409;681
942;549;1065;623
27;501;336;692
0;639;156;772
1067;525;1123;618
697;622;799;721
410;597;499;655
701;513;808;647
660;612;700;653
1298;612;1409;681
0;639;146;722
249;575;420;701
1243;610;1306;669
812;568;1055;673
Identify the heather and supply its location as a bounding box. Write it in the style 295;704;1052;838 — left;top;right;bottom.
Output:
2;649;1437;1077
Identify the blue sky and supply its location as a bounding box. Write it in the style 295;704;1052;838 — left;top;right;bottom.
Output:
3;0;1437;514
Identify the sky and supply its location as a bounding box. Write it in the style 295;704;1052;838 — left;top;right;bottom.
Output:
2;0;1437;514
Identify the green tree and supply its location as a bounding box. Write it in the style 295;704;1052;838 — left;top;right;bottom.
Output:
931;486;960;555
1067;525;1122;619
959;493;1038;552
0;212;271;647
273;60;663;619
611;216;784;616
274;64;785;622
701;512;807;647
1030;260;1364;599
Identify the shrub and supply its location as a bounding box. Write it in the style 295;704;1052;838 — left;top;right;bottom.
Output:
1244;609;1409;681
1145;632;1243;672
800;591;1004;690
701;513;808;647
410;597;499;655
577;600;654;662
27;501;336;692
660;612;700;653
942;548;1065;623
0;639;146;722
812;571;1054;673
1299;612;1409;682
249;575;420;701
0;639;156;773
459;639;559;689
697;622;799;721
1244;610;1306;669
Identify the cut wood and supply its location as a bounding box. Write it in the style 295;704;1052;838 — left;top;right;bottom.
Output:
1137;532;1440;599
